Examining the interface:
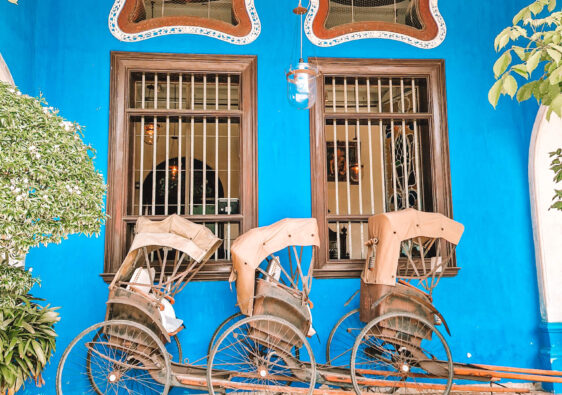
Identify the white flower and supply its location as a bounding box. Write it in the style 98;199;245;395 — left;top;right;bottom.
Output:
61;121;73;132
16;91;21;96
8;88;15;93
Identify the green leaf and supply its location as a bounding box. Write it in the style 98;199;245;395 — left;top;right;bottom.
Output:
20;321;35;334
498;34;511;51
513;6;531;24
547;48;562;64
513;63;529;78
489;79;504;107
550;92;562;117
527;51;543;73
549;66;562;84
31;340;45;366
503;75;518;98
530;0;546;15
494;52;512;77
513;46;528;61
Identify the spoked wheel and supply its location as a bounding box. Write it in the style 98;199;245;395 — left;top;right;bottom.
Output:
208;312;244;357
326;308;363;367
56;320;171;395
350;312;453;395
169;334;183;363
207;315;316;394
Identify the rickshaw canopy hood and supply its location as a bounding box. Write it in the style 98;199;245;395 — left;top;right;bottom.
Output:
230;218;320;316
112;215;222;285
363;209;464;285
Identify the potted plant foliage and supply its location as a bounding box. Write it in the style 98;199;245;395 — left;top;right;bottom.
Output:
0;81;106;393
0;265;59;394
489;0;562;209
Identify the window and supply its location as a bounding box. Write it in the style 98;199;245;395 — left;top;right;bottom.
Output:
109;0;260;44
305;0;446;48
105;52;257;281
309;58;454;278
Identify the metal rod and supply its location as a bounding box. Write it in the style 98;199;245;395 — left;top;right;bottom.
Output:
332;78;340;260
401;78;409;209
178;116;182;214
154;73;158;109
378;78;386;212
152;115;157;215
412;78;422;210
355;77;364;257
203;116;207;215
191;74;195;110
227;75;232;260
139;73;145;215
344;118;352;258
189;117;195;215
389;78;398;210
165;115;170;215
179;73;183;109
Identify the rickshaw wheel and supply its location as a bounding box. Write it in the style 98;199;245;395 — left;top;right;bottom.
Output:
207;315;317;395
208;312;244;357
326;308;362;368
350;312;453;395
170;334;183;363
56;320;171;395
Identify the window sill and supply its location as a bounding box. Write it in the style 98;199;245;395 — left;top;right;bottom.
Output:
314;262;460;280
101;261;234;283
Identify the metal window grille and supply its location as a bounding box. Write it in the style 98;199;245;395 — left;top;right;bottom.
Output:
325;0;423;30
324;75;431;262
132;0;235;24
127;71;242;261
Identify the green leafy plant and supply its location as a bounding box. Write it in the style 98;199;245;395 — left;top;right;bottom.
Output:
550;148;562;209
0;265;38;309
0;82;106;260
0;299;59;394
0;266;59;395
489;0;562;210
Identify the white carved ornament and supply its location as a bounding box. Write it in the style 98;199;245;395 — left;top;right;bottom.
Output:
108;0;261;44
304;0;446;48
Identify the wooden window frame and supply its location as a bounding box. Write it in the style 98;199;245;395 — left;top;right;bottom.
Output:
309;57;456;279
104;51;258;282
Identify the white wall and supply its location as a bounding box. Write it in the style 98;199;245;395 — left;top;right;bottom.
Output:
530;106;562;323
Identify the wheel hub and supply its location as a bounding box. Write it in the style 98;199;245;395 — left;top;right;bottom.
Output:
257;365;268;378
107;370;121;383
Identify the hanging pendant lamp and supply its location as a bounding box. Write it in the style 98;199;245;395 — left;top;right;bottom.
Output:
286;1;319;110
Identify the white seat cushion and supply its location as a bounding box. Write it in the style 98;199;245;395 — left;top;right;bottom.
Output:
127;267;155;295
159;298;184;334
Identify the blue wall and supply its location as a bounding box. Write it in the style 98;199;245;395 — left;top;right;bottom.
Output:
1;0;543;393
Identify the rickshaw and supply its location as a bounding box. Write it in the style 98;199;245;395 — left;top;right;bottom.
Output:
56;212;562;394
56;215;222;394
326;208;464;394
205;217;321;394
56;215;321;395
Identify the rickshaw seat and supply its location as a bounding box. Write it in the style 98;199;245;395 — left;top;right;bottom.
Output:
126;267;184;335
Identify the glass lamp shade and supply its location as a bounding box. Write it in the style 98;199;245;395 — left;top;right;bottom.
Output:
286;62;319;110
